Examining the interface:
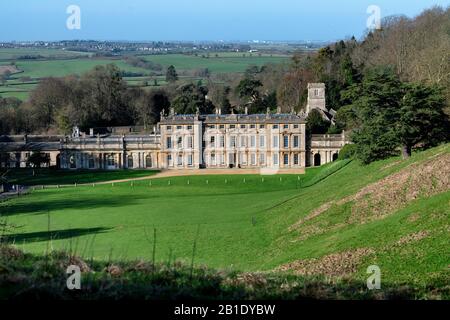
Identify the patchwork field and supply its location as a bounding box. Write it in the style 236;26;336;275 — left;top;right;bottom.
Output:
1;144;449;290
13;58;147;79
0;49;290;101
138;53;289;73
0;48;89;61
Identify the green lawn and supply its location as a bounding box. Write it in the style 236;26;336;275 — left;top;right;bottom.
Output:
1;144;449;289
2;169;159;186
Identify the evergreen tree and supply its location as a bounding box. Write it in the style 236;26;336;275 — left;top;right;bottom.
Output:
165;65;178;83
398;84;449;158
306;109;331;134
172;83;213;114
350;67;449;163
350;68;403;164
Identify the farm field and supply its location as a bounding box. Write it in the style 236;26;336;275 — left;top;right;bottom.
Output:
138;53;289;73
1;144;449;288
0;49;290;101
13;58;148;79
0;48;89;61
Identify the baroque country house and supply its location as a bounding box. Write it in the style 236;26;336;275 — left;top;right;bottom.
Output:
0;83;349;170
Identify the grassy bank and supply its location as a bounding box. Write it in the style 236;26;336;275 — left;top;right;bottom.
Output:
0;246;446;300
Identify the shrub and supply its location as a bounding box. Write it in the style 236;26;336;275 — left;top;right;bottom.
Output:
338;144;356;160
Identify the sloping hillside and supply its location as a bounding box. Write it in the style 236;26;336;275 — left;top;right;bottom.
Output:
259;143;449;289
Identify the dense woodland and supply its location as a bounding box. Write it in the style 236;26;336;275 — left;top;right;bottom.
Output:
0;6;449;163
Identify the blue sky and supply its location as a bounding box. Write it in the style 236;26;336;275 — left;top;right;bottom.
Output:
0;0;448;41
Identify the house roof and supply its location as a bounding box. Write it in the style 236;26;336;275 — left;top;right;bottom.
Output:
0;135;62;152
160;113;307;125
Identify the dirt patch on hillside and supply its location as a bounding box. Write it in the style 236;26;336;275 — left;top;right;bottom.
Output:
407;213;421;223
222;273;268;291
290;152;450;237
296;223;347;242
349;153;450;223
395;231;430;246
276;248;374;277
289;202;333;231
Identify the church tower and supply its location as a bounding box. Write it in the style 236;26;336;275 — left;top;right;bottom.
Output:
306;83;326;113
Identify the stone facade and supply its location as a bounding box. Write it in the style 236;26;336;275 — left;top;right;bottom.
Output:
59;135;161;170
159;112;307;169
0;83;351;171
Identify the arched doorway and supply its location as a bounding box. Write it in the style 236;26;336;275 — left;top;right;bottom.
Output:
332;153;339;161
69;154;76;169
314;153;321;166
56;154;61;169
106;154;116;169
145;155;152;168
127;155;133;169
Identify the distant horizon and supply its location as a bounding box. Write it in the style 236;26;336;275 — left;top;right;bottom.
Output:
1;39;334;44
1;0;448;42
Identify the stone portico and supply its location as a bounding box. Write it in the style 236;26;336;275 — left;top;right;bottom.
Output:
59;135;161;170
309;133;350;167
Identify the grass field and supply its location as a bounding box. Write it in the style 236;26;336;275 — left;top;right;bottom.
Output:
13;58;148;79
139;53;289;73
0;48;89;61
2;169;159;186
1;144;449;289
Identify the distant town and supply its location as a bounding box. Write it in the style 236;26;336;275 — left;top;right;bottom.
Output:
0;40;325;56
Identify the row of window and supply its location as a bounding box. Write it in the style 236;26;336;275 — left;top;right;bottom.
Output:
205;153;301;166
166;135;301;150
207;124;300;130
69;154;153;169
165;124;301;131
167;135;301;149
166;125;193;131
166;136;194;149
127;155;153;168
208;135;301;149
166;154;194;167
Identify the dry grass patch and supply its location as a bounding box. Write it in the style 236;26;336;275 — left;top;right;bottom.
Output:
349;153;449;223
276;248;375;277
289;202;333;231
290;153;450;240
407;213;421;223
395;231;430;246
